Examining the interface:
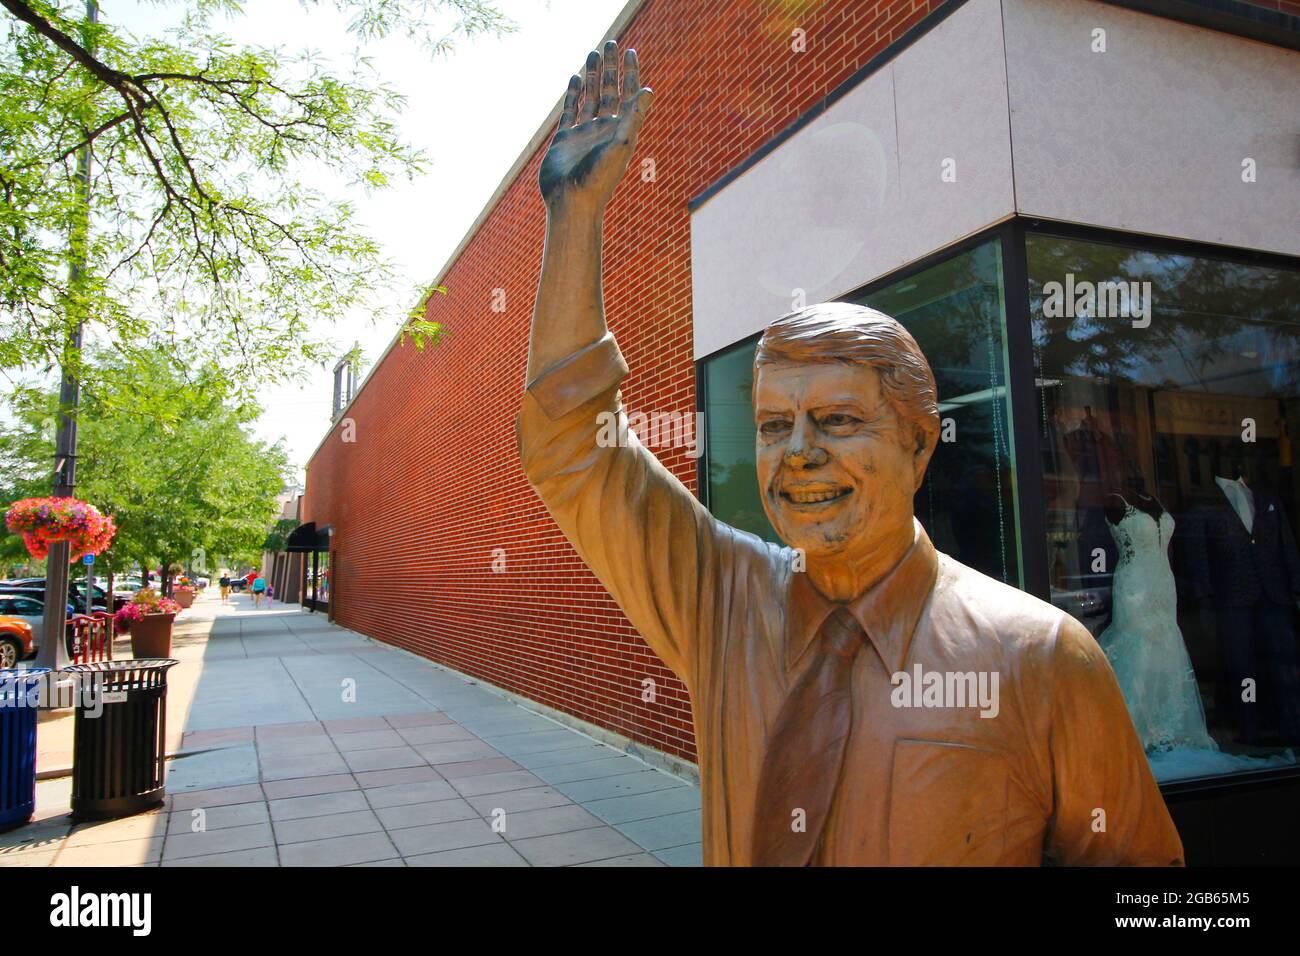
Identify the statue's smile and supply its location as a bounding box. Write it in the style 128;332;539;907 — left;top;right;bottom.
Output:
779;483;852;506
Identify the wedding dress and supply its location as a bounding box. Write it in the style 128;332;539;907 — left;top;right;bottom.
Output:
1098;504;1217;754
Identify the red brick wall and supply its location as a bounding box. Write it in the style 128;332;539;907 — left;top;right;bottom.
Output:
302;0;1288;761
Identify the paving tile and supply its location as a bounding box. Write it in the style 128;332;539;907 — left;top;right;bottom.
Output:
495;804;604;841
435;757;522;779
385;712;452;729
388;818;502;856
485;729;597;757
257;734;340;757
279;831;399;867
260;751;350;781
255;721;326;740
0;818;73;852
575;853;667;867
459;715;557;737
613;810;702;851
350;858;406;867
354;766;441;789
261;774;358;801
363;779;459;809
330;729;406;752
449;770;546;798
167;801;270;835
654;843;703;867
0;849;61;867
534;756;648;785
182;726;255;748
509;826;642;867
273;809;383;845
396;724;477;745
374;798;479;831
162;822;274;861
413;740;502;765
269;789;371;821
66;812;167;847
343;746;425;773
55;836;164;866
511;744;615;770
465;787;572;816
555;770;686;803
168;744;260;792
405;843;529;867
161;847;279;867
322;716;391;734
168;783;265;812
582;787;701;825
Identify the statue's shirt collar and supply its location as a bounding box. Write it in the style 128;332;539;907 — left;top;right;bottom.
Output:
785;520;940;674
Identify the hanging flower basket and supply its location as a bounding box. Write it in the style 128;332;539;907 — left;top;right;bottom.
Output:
4;497;117;562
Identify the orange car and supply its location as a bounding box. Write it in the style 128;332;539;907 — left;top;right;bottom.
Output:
0;615;34;669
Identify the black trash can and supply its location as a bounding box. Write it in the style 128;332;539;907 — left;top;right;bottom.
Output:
63;659;179;820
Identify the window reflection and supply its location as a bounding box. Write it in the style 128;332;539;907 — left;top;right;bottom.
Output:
1031;233;1300;782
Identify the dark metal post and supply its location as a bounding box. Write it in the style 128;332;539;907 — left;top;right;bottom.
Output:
37;0;98;674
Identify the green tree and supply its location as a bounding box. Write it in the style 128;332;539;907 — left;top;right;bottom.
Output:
0;0;501;394
0;348;293;584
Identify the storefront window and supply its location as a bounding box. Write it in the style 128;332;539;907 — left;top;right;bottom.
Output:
702;240;1021;586
1030;233;1300;782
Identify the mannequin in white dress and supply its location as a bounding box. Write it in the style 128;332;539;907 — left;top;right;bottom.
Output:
1098;492;1217;753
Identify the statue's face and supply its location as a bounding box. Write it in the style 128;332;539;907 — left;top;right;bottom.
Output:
754;361;921;562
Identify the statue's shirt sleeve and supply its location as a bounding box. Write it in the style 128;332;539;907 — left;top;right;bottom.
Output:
1043;616;1185;866
517;333;733;687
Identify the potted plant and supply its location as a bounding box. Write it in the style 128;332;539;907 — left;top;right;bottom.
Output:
114;588;182;658
173;581;196;608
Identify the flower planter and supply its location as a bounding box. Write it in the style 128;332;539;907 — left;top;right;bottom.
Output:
173;590;195;609
130;613;176;658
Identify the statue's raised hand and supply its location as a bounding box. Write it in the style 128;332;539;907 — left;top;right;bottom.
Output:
539;42;653;213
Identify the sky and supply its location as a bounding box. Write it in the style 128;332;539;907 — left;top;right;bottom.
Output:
105;0;632;480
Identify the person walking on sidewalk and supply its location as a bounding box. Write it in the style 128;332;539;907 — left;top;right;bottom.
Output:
219;573;231;604
251;574;267;608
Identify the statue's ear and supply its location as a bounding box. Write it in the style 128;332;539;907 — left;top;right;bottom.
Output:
912;427;936;489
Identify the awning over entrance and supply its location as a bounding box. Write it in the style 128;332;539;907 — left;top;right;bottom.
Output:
285;522;330;552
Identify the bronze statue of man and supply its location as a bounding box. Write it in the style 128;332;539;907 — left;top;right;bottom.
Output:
519;41;1184;866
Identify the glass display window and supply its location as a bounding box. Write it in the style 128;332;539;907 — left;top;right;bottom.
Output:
1030;232;1300;781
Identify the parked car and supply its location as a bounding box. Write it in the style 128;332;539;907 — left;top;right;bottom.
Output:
229;576;249;592
0;593;82;658
0;613;34;667
0;581;108;613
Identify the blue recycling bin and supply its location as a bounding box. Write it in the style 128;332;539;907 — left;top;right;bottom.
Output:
0;668;49;831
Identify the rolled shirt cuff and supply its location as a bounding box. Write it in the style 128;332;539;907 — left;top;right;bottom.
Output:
525;332;629;420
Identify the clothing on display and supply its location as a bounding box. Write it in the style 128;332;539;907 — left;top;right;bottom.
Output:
1183;479;1300;744
1097;495;1217;754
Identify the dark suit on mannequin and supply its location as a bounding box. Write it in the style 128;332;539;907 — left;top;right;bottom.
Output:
1184;482;1300;743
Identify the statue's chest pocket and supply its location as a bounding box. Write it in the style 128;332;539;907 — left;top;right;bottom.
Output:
887;739;1010;866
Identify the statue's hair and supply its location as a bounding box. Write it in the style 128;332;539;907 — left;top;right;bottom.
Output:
754;302;940;454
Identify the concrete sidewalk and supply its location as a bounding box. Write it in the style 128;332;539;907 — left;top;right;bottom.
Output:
2;590;702;867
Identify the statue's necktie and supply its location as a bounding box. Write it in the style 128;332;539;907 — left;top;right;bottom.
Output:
751;606;866;867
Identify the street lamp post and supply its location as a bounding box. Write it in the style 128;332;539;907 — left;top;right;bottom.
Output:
35;0;97;676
